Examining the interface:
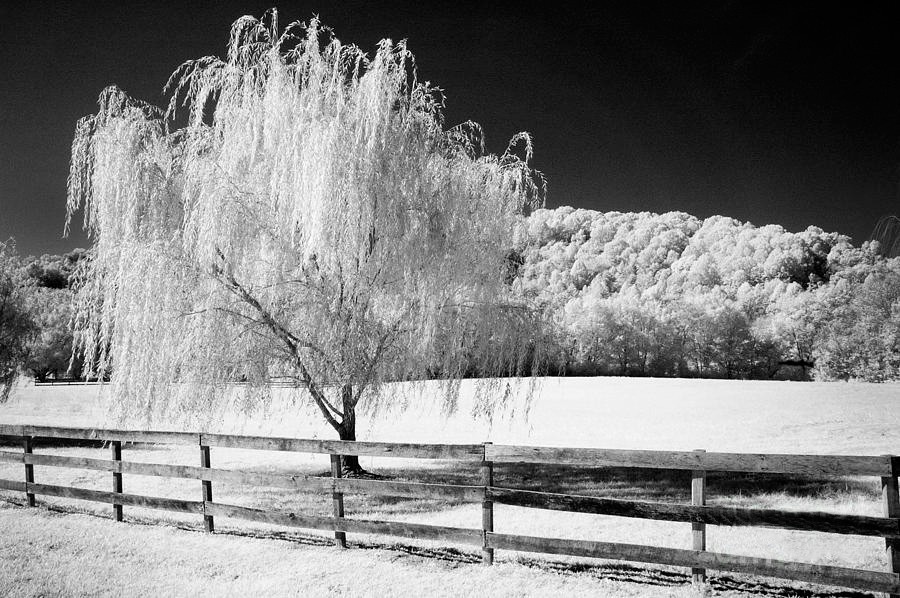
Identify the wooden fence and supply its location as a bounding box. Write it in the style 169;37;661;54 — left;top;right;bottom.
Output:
0;424;898;596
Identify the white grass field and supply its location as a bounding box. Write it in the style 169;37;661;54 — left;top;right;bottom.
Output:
4;377;900;452
1;377;899;597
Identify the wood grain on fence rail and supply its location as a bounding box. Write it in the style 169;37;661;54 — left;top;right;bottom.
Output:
14;453;483;499
0;425;25;437
0;478;25;492
0;425;199;446
331;517;482;545
488;487;900;537
2;478;482;546
204;502;483;546
486;445;893;476
25;482;204;514
5;425;889;475
333;478;484;501
0;451;21;464
200;433;484;460
486;532;900;594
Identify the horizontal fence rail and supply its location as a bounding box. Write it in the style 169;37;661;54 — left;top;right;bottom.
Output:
486;533;900;595
485;444;896;477
0;424;898;595
488;487;900;538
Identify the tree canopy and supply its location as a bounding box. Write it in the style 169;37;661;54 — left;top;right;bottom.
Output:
511;207;900;381
66;11;548;449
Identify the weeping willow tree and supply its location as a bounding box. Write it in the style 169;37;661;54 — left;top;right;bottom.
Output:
66;11;550;473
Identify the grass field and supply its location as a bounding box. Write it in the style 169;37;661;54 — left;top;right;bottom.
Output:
3;377;899;453
1;377;899;597
0;503;756;598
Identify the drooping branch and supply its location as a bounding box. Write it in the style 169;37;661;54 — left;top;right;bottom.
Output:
210;250;344;431
212;250;301;352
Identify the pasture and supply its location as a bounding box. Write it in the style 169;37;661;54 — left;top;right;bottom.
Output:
1;377;899;597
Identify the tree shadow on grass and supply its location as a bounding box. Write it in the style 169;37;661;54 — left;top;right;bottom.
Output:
0;445;878;518
364;461;878;506
209;460;878;516
503;463;879;502
0;435;879;505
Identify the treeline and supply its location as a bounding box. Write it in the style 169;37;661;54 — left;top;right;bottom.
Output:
508;208;900;382
3;208;898;387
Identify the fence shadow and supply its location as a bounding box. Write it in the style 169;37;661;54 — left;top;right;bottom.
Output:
365;461;878;506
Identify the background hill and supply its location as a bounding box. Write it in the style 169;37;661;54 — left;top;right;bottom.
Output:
510;207;900;381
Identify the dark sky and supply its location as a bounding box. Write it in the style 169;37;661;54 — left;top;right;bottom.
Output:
1;1;898;256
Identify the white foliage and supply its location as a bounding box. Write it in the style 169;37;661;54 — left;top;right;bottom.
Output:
66;11;547;426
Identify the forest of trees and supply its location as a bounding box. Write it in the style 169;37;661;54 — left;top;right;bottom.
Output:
508;208;900;381
2;207;898;389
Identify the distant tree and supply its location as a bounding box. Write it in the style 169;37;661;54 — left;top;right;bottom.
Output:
25;287;80;381
660;301;703;377
18;250;86;381
66;12;548;473
23;249;89;290
710;306;754;379
0;241;37;400
815;262;900;381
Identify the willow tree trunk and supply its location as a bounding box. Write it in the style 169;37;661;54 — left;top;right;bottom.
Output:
337;414;361;474
336;384;362;475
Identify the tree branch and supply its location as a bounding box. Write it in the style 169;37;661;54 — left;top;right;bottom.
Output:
211;248;344;432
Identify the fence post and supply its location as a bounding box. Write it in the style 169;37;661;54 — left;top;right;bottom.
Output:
882;455;900;598
23;434;34;507
111;440;123;521
482;442;494;565
200;442;214;532
692;449;707;586
330;454;347;548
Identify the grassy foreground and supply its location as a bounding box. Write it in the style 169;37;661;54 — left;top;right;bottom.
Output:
0;503;871;598
0;444;888;597
2;378;898;596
